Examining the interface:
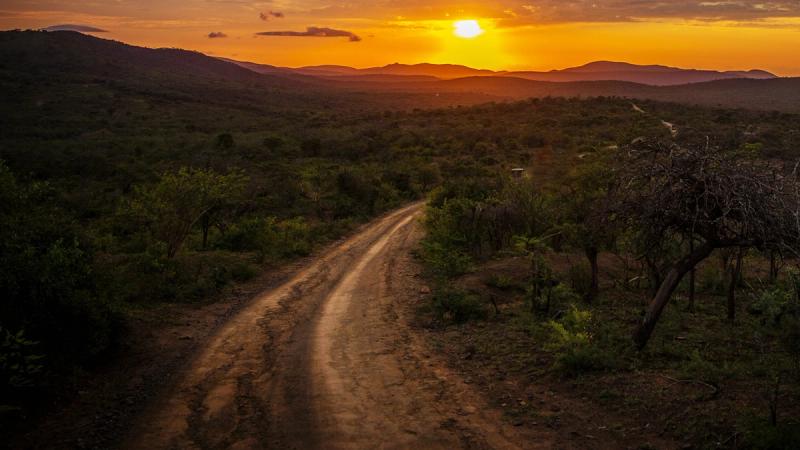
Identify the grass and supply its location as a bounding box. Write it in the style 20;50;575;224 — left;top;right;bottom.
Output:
417;252;800;448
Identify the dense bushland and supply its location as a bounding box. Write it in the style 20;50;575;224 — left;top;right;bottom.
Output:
418;136;800;447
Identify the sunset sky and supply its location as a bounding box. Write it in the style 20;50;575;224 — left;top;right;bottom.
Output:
2;1;800;75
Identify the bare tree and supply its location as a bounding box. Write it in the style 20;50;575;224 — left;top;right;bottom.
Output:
611;139;800;349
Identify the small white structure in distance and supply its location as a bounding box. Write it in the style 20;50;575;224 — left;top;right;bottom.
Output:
511;168;526;179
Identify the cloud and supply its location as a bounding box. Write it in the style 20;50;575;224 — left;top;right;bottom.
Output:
495;1;800;25
42;24;107;33
256;26;361;42
208;31;227;38
260;11;285;21
284;1;800;26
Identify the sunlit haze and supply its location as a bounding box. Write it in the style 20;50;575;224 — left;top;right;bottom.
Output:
3;1;800;74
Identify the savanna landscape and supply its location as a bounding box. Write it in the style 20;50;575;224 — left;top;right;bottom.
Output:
2;2;800;449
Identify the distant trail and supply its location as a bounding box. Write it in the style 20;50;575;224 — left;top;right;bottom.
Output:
632;103;678;137
123;203;545;449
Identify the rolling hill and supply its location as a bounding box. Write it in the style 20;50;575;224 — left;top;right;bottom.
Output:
226;58;777;85
2;30;798;114
505;61;776;86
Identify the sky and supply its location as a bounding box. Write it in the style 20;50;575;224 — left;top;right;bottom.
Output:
2;1;800;75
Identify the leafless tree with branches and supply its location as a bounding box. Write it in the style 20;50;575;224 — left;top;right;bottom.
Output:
610;139;800;349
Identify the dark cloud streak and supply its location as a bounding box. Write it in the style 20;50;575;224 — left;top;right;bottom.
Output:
256;26;361;42
42;24;107;33
260;11;285;21
208;31;227;38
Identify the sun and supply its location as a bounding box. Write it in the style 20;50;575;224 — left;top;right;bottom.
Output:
453;20;484;39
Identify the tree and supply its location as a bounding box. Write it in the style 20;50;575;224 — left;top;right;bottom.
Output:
612;140;800;349
557;156;617;303
125;168;248;258
0;161;113;372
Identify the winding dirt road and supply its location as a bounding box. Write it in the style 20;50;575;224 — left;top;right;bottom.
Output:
124;203;544;450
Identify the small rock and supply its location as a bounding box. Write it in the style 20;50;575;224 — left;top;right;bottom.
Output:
420;286;431;294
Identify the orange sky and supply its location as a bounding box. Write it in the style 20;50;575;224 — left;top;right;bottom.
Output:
2;1;800;75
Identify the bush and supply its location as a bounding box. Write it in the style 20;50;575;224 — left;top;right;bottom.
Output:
546;305;613;375
566;263;593;299
743;420;800;450
216;216;313;261
430;286;487;324
748;286;791;324
485;274;517;291
679;349;731;385
230;262;258;282
1;328;44;412
419;241;473;279
699;263;727;295
526;283;580;315
1;162;117;373
113;250;252;303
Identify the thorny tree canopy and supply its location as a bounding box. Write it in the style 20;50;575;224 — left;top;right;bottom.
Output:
611;139;800;255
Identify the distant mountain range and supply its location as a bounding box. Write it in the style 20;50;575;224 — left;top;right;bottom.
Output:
3;30;799;113
226;58;777;86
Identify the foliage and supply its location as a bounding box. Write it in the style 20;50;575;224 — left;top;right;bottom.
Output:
742;420;800;450
419;241;473;279
0;162;117;371
546;306;613;375
429;286;487;324
1;328;44;396
121;168;248;258
485;274;517;291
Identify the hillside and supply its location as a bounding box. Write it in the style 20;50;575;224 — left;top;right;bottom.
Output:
227;58;776;85
221;56;798;112
506;61;776;85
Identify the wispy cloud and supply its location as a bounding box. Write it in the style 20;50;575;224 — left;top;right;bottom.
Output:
259;11;285;21
42;24;107;32
282;1;800;26
208;31;227;38
256;26;361;42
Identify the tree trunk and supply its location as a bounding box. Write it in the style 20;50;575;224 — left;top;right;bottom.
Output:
687;236;696;312
769;250;778;283
727;248;744;322
201;215;210;250
585;247;599;303
633;242;715;349
645;255;662;299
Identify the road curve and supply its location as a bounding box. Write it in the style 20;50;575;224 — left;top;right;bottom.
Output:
124;203;543;450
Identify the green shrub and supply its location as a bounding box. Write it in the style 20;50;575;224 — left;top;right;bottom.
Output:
419;241;473;279
217;216;313;261
485;274;517;291
430;286;487;323
278;217;313;257
526;283;580;315
699;263;727;295
230;262;258;282
742;420;800;450
1;162;117;371
748;286;791;324
116;251;250;303
566;263;593;299
1;328;44;391
680;349;730;385
546;306;613;375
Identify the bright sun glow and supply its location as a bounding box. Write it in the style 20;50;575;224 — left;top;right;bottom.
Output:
453;20;484;39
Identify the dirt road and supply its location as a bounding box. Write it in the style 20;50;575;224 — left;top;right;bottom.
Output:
124;203;544;450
